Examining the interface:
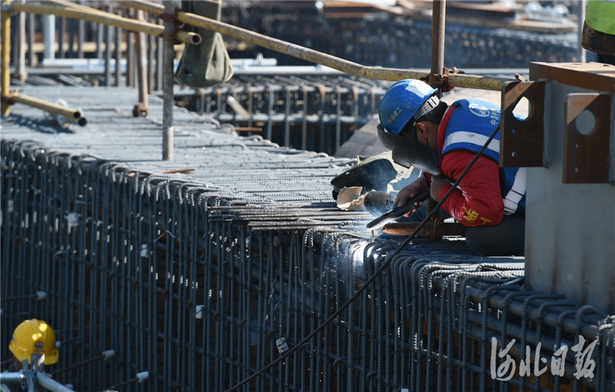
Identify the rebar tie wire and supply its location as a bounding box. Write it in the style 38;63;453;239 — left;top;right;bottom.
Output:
226;123;503;391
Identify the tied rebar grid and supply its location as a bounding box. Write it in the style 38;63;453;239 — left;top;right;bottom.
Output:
171;74;388;155
2;139;614;391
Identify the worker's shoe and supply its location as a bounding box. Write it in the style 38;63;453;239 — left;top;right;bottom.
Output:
363;191;396;217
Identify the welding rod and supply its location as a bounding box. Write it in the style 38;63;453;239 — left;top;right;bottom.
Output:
117;0;514;91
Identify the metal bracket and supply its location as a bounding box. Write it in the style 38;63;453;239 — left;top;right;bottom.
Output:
1;89;18;106
161;6;181;43
563;93;611;184
500;81;546;167
133;102;150;118
429;67;465;93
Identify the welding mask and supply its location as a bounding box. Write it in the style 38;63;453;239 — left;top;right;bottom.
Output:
377;123;439;175
330;152;400;199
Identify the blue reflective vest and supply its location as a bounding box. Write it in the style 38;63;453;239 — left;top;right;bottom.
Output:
441;99;526;215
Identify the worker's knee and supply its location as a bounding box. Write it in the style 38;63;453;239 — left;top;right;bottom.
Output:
465;214;525;256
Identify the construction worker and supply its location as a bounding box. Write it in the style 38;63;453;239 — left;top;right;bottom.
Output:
582;0;615;65
377;79;526;256
7;319;59;370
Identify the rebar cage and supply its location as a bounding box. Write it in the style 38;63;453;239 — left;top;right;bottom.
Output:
2;137;614;392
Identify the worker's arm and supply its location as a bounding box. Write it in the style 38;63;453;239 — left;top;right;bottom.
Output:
435;151;504;227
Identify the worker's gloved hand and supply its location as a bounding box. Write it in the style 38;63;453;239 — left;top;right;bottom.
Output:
395;177;427;207
394;177;428;217
429;176;448;201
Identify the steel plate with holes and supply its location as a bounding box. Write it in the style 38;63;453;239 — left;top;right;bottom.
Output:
563;93;611;183
500;81;546;168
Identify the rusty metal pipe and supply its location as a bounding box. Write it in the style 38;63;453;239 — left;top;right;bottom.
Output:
162;1;177;161
11;2;201;46
134;9;149;117
118;0;514;91
431;0;446;96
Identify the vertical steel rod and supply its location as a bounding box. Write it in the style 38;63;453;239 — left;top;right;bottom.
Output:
42;15;55;61
126;9;135;88
147;30;155;94
114;24;121;86
431;0;446;96
162;1;177;161
15;0;26;82
104;12;112;86
58;16;65;59
96;21;103;59
67;18;75;58
77;5;84;58
579;0;587;63
156;35;163;91
27;12;34;65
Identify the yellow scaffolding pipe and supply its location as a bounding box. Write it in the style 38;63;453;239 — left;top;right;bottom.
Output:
1;0;12;115
11;2;202;46
8;92;87;126
118;0;514;91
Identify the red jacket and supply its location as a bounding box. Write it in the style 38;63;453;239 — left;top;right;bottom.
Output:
426;105;504;227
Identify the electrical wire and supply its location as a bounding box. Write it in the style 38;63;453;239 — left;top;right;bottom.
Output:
226;122;504;391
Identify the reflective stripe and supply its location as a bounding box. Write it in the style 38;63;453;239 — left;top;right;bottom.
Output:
503;167;526;215
443;131;500;155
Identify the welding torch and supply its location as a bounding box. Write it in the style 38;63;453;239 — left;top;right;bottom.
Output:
366;186;431;230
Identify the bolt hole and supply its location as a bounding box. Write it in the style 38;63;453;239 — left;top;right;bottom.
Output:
575;110;596;135
513;96;530;118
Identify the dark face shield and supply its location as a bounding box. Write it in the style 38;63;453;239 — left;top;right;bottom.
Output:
377;123;440;175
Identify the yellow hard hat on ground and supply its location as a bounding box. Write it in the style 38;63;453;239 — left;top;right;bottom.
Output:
8;319;59;365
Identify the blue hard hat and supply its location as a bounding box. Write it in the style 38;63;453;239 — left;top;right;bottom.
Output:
379;79;439;135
